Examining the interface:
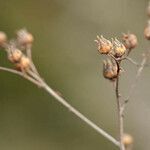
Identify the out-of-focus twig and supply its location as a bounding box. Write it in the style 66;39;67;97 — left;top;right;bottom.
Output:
0;66;120;147
125;54;148;104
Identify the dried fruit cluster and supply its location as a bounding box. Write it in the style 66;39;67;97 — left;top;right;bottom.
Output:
94;3;150;150
95;33;137;81
0;29;34;72
0;3;150;150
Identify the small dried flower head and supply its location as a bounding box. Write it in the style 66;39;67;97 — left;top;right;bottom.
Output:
144;20;150;40
147;2;150;17
122;33;137;49
112;38;126;58
103;59;118;80
123;134;133;147
95;35;113;54
17;56;30;70
17;29;34;45
0;31;7;46
8;49;22;63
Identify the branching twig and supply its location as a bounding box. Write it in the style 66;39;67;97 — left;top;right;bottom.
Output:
109;57;125;150
0;29;121;148
125;57;139;66
0;65;120;147
125;54;147;103
0;66;42;87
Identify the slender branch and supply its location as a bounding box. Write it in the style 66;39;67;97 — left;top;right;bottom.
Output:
115;62;125;150
26;44;32;59
0;66;120;147
42;81;120;146
26;45;40;76
108;53;139;66
125;57;139;66
125;55;147;103
0;66;42;87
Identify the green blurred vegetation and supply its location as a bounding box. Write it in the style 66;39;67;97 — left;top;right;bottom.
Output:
0;0;149;150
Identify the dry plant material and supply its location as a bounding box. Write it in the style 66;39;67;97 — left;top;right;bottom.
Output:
94;2;150;150
123;134;133;150
122;33;137;50
95;35;113;54
0;2;150;150
0;31;7;46
0;29;120;148
144;20;150;40
103;58;118;80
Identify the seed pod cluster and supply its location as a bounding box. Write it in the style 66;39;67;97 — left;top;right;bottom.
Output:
95;35;126;81
1;29;33;72
95;35;126;58
0;29;34;72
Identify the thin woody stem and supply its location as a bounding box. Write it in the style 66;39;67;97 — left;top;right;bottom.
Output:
26;45;40;76
115;75;125;150
26;45;32;59
0;66;41;87
42;81;120;147
125;57;139;66
0;66;120;147
125;55;147;103
109;54;139;66
109;54;125;150
28;70;120;147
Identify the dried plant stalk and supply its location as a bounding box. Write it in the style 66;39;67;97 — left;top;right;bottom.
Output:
1;3;150;150
0;29;120;148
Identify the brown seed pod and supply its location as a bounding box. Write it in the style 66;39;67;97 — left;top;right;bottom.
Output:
8;49;22;63
103;59;118;81
122;33;137;49
123;134;133;147
0;31;7;46
95;35;113;54
17;56;30;70
115;46;126;57
111;38;126;58
147;2;150;17
17;29;34;45
144;21;150;40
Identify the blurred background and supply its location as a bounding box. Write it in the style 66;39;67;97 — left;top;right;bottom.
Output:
0;0;149;149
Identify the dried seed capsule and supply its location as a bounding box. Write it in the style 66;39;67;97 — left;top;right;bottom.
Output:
17;29;34;45
147;2;150;17
95;35;113;54
111;38;126;58
8;49;22;63
144;21;150;40
0;31;7;46
103;59;118;80
123;134;133;147
17;56;30;70
122;33;137;49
